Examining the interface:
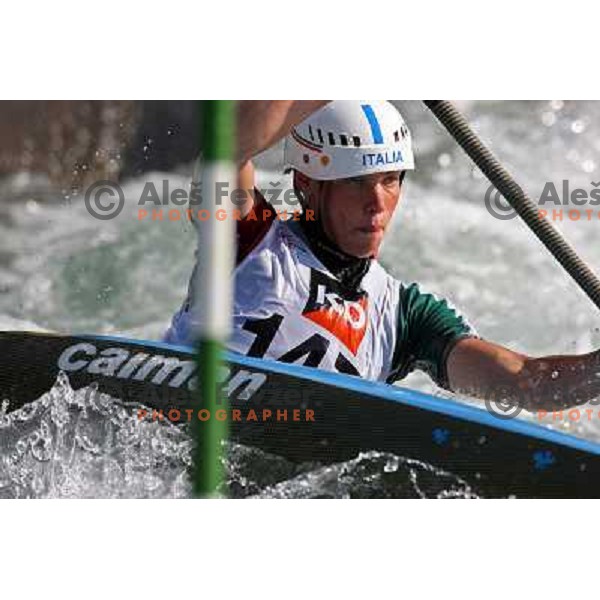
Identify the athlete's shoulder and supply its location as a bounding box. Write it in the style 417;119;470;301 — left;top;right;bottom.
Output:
387;279;478;386
397;280;477;334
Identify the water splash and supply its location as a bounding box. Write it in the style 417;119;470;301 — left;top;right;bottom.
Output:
0;373;477;498
249;452;479;499
0;372;192;498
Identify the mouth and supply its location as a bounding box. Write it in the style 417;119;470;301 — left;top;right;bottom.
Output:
357;225;384;234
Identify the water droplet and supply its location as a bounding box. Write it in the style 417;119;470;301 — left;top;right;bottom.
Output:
550;100;564;111
582;159;595;173
437;153;452;168
551;370;560;379
541;111;556;127
31;425;53;462
571;120;586;134
383;456;399;473
25;199;40;214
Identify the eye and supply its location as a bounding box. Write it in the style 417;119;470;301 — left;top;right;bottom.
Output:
383;174;400;187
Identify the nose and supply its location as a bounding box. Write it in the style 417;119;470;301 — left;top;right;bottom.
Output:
363;182;387;215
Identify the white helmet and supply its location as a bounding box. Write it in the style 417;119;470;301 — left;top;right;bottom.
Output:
284;100;415;181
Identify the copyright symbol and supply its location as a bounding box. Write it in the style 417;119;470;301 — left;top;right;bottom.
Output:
84;180;125;220
484;394;523;420
484;185;517;220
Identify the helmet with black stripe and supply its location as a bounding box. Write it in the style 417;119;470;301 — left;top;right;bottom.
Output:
284;100;415;181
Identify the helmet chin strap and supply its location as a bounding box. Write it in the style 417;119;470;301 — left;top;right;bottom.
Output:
313;181;333;243
299;180;342;253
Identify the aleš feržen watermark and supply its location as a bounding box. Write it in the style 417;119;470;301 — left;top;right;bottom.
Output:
485;180;600;221
83;179;315;222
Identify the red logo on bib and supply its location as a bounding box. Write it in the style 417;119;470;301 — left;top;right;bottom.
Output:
303;272;369;356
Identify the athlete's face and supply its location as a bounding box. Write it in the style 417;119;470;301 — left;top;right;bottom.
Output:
298;171;404;258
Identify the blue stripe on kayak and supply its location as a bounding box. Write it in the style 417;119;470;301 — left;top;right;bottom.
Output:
78;333;600;457
361;104;384;144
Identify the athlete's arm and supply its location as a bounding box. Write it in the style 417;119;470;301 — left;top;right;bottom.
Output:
237;159;255;218
232;101;330;255
235;101;329;217
446;337;600;410
237;101;329;165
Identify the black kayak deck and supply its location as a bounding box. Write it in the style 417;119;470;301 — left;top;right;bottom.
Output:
1;330;599;498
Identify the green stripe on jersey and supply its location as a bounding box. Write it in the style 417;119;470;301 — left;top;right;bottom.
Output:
388;282;477;388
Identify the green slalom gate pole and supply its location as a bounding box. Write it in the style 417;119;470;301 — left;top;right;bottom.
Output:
193;100;236;497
